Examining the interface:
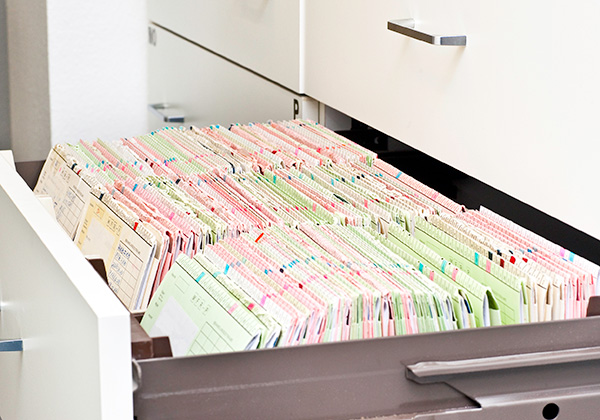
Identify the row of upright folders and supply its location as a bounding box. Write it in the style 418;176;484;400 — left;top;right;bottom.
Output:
34;120;599;356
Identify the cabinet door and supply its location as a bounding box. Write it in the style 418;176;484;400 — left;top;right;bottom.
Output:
305;0;600;240
148;25;317;131
148;0;303;92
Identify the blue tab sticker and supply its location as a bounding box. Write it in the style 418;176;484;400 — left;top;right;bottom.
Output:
224;264;230;275
396;171;402;179
569;252;575;262
418;263;424;273
195;272;205;283
474;252;479;266
132;183;138;192
441;260;448;273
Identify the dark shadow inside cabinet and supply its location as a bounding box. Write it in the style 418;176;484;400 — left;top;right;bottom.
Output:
337;118;600;265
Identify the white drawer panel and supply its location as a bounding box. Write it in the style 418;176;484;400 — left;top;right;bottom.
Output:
305;0;600;240
148;0;303;92
148;25;317;131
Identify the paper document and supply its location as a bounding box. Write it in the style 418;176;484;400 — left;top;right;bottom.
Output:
75;193;156;311
34;147;93;238
141;255;263;356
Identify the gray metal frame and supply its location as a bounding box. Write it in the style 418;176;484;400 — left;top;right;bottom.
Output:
134;315;600;419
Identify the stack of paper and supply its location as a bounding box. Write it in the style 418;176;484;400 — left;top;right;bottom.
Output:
33;120;599;354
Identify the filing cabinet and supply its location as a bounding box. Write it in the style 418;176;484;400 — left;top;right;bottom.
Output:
3;2;600;419
148;0;304;92
303;0;600;240
147;24;317;130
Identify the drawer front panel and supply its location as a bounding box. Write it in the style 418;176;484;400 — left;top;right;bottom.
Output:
148;25;316;131
305;0;600;239
148;0;302;92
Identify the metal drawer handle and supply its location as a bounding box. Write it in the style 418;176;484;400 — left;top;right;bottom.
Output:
149;103;185;123
407;346;600;382
387;19;466;46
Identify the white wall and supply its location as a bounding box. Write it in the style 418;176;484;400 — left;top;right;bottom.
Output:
5;0;51;161
6;0;147;162
0;0;10;151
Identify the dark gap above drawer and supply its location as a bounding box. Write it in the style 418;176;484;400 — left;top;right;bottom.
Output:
337;119;600;265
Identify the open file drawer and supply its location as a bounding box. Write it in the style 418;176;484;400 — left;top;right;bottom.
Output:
132;314;600;420
4;155;600;419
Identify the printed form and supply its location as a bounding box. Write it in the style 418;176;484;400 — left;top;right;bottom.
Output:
34;148;92;239
75;194;156;311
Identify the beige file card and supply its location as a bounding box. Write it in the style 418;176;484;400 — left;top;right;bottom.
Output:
75;193;156;311
34;147;92;239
